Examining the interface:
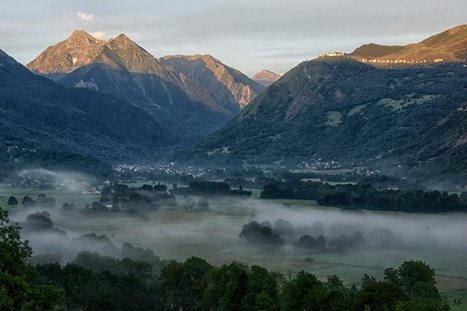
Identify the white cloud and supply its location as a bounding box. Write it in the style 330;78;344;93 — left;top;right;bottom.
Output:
90;31;106;40
77;11;94;21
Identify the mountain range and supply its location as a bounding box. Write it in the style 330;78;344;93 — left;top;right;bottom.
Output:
1;24;467;177
27;31;263;139
193;24;467;176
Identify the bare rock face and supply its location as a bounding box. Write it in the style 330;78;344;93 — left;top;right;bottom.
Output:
27;30;106;77
161;54;264;112
252;69;282;86
28;31;169;78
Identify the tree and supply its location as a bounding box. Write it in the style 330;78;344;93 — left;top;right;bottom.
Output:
356;281;408;311
140;184;154;192
0;208;64;310
203;262;249;311
21;196;35;207
281;271;327;311
240;265;281;311
6;196;17;207
396;297;450;311
154;184;167;192
383;267;401;285
398;260;438;298
324;276;355;311
361;273;377;287
0;208;32;275
160;257;213;310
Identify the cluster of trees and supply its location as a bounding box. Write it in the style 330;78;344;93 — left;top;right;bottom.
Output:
22;211;56;232
181;196;210;211
172;181;252;197
240;220;368;252
92;183;176;213
0;207;451;310
261;181;467;212
7;194;76;211
7;194;56;209
239;221;284;247
296;231;367;252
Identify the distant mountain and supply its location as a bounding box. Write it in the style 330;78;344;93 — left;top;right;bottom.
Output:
193;57;467;174
252;69;281;86
28;32;236;139
1;49;172;175
161;54;264;112
351;24;467;66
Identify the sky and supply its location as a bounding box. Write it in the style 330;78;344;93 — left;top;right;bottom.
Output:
0;0;466;76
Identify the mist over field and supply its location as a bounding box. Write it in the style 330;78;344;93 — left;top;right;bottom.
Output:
16;169;95;192
252;203;467;251
2;165;467;309
8;193;467;284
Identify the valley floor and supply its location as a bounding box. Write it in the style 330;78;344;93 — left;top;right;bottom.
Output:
2;185;467;309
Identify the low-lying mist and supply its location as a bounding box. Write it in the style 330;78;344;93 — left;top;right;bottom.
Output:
6;191;467;285
10;197;467;258
16;168;96;192
251;203;467;252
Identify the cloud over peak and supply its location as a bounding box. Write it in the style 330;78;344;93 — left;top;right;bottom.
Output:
77;11;93;21
90;31;106;40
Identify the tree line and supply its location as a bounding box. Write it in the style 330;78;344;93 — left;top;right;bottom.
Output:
261;181;467;213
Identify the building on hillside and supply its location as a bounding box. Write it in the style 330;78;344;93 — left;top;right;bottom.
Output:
319;52;347;58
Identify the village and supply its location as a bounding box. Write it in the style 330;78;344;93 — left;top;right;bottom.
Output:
318;51;447;65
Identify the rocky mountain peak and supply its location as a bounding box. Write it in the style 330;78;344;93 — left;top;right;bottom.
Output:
253;69;281;80
110;33;135;46
100;33;165;74
252;69;281;86
68;30;97;40
27;30;106;75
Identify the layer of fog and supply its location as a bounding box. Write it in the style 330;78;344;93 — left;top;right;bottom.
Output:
16;168;95;192
9;196;467;272
251;203;467;251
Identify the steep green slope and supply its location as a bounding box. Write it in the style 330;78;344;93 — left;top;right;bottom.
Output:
194;57;467;169
398;107;467;177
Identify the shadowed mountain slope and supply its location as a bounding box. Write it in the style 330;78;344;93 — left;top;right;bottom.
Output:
194;57;467;175
161;54;264;113
1;49;172;173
